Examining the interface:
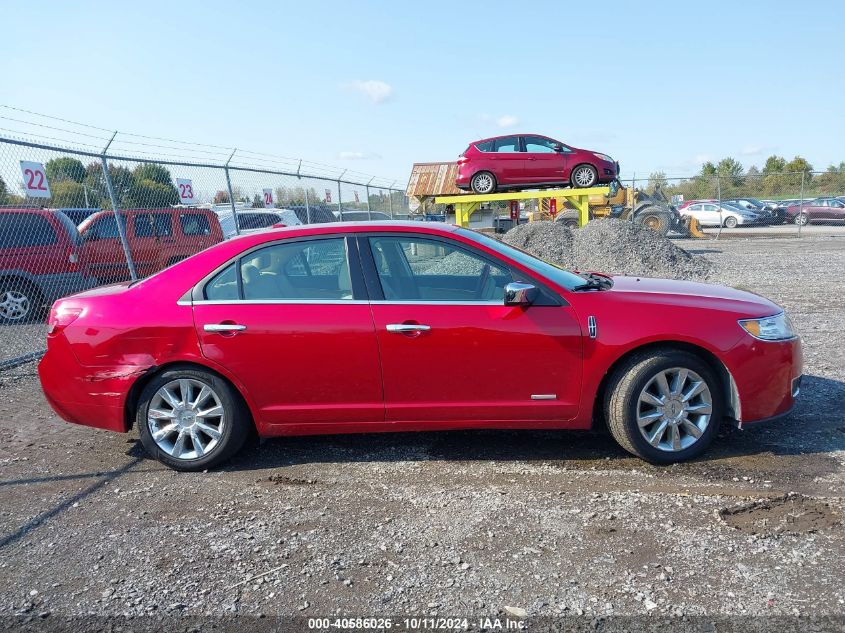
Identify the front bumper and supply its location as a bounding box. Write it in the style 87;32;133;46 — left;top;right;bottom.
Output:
724;334;802;424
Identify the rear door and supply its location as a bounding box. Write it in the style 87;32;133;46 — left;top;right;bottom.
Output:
79;213;131;281
360;233;583;423
488;136;524;185
192;235;384;427
179;211;215;256
129;212;166;277
521;135;568;184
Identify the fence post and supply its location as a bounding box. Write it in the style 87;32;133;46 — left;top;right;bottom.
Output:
99;136;138;281
304;187;311;224
366;177;373;220
337;180;343;221
798;171;805;238
224;149;240;235
630;173;636;222
715;174;723;241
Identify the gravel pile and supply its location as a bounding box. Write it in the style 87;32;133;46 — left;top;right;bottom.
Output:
503;219;714;280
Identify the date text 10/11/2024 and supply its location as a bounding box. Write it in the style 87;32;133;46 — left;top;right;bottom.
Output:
307;617;527;630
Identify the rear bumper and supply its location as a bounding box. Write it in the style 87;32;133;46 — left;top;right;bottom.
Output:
38;332;138;433
725;334;802;424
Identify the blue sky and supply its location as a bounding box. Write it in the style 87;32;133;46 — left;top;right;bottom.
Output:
1;0;843;184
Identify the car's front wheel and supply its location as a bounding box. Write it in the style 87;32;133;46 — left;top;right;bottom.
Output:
137;367;251;471
570;164;598;188
471;171;497;194
604;350;722;463
723;216;738;228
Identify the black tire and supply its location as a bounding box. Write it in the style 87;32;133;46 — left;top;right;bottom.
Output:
570;164;598;188
470;171;497;194
136;367;251;471
0;278;42;324
554;210;581;228
794;212;809;226
603;349;723;464
634;209;672;236
723;216;738;228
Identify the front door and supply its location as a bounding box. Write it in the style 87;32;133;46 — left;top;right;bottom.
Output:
360;234;583;424
521;135;568;184
193;236;384;427
79;212;131;282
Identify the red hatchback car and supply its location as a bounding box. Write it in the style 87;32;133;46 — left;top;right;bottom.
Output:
456;134;620;194
39;222;801;471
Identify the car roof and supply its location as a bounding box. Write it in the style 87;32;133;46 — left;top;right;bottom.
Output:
471;133;556;143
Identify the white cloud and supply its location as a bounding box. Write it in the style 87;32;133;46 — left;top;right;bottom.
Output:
496;114;519;128
343;80;393;104
338;151;381;160
740;145;762;156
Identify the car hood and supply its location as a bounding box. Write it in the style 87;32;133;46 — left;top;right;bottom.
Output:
604;276;781;318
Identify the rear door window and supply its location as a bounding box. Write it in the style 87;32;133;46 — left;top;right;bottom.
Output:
151;213;173;237
493;136;520;153
180;213;212;236
0;213;57;248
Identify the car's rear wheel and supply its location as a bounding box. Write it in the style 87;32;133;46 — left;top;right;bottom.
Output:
0;279;41;324
723;216;738;228
571;164;598;188
604;350;722;463
137;368;250;471
794;212;809;226
471;171;497;194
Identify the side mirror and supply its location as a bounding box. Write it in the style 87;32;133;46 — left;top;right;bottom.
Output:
552;143;563;152
504;282;538;306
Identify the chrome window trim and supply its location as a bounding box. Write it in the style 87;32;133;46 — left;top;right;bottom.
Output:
187;299;506;306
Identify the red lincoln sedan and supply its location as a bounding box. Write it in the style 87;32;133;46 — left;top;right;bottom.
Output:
456;134;620;194
39;222;801;471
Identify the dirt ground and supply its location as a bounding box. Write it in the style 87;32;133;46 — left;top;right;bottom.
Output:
0;236;843;631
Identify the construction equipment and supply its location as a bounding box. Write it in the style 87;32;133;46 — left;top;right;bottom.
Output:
550;182;705;238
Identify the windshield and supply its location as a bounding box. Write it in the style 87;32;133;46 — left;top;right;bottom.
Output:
457;228;586;291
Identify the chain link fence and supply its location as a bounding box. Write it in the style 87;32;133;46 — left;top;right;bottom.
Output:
0;134;410;367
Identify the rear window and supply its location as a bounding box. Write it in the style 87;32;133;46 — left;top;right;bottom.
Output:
134;213;173;237
180;213;212;236
0;213;58;248
238;213;279;230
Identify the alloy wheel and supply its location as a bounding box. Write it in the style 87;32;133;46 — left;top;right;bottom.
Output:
472;173;494;194
573;166;596;187
636;367;712;452
147;378;225;460
0;290;31;321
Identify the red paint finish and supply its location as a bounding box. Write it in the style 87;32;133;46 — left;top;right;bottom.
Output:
39;222;801;445
456;134;619;191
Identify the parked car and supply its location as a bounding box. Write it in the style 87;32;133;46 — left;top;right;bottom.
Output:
77;208;224;283
456;134;619;194
722;198;783;224
677;199;716;211
679;202;762;228
785;197;845;225
214;208;302;240
334;211;391;221
286;204;337;224
0;209;96;323
39;222;801;471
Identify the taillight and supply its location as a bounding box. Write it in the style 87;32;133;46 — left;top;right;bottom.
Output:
47;305;82;335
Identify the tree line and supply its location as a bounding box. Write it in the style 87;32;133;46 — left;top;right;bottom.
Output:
0;156;179;209
646;155;845;200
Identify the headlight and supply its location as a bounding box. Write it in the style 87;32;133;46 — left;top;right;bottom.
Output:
739;312;796;341
593;152;613;162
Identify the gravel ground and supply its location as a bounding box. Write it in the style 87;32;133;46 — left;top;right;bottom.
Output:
503;220;714;281
0;236;843;631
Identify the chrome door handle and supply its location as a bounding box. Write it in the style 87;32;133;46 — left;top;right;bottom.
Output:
203;323;247;332
386;324;431;333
